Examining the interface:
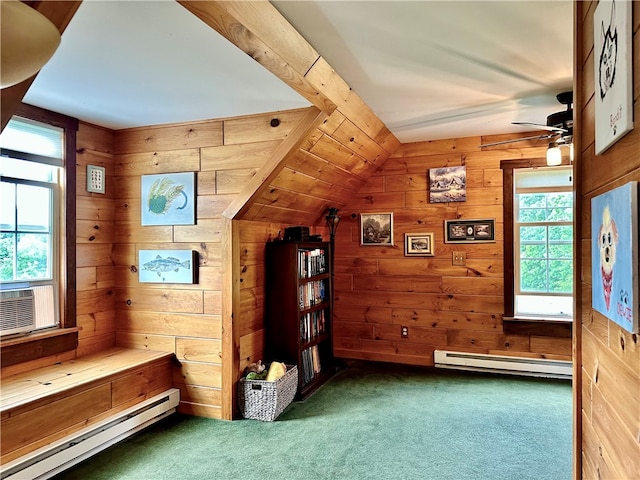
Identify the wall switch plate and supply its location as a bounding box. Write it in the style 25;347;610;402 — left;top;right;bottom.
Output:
401;326;409;338
87;165;106;194
453;251;466;266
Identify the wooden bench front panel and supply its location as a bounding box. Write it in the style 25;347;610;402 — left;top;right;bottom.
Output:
0;348;174;463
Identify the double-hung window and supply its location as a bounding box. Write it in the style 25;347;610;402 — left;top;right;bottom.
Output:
1;116;64;333
513;166;574;319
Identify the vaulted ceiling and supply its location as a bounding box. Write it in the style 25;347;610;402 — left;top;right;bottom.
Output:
6;1;573;144
2;1;573;225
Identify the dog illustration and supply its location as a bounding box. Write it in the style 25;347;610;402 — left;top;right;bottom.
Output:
598;0;618;100
598;205;618;310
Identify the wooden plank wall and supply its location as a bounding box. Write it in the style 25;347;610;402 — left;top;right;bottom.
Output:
239;109;400;225
332;135;573;365
76;122;117;356
576;2;640;478
112;108;308;419
236;221;323;375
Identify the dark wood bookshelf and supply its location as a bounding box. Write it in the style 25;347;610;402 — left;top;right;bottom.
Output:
265;241;334;400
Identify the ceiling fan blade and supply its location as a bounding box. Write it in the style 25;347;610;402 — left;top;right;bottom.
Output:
480;133;556;148
512;121;568;133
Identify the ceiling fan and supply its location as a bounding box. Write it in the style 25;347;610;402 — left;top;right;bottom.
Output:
480;91;574;165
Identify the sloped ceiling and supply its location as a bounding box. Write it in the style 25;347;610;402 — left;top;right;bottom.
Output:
19;0;573;144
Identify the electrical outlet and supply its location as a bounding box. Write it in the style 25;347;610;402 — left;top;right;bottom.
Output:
401;326;409;338
452;251;466;266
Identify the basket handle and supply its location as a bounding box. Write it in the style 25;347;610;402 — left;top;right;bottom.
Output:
251;384;263;391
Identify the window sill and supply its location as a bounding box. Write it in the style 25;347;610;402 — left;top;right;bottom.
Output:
503;316;573;324
1;327;80;368
503;317;572;337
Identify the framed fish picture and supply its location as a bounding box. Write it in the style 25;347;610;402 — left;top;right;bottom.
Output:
141;172;196;226
138;250;199;284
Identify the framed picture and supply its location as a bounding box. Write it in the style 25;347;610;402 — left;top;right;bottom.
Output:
360;213;393;246
429;166;466;203
445;219;495;243
405;233;435;256
594;0;633;155
141;172;196;226
591;181;638;333
138;249;199;284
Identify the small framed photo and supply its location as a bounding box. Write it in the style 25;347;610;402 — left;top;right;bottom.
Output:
139;249;199;284
405;233;435;256
360;212;394;246
445;219;495;243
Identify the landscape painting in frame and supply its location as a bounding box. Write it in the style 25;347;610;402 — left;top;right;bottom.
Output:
405;233;434;256
141;172;195;226
139;250;198;284
360;213;393;246
591;182;638;333
593;0;633;155
429;166;466;203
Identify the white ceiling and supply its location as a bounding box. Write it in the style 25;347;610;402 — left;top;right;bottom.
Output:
23;0;574;144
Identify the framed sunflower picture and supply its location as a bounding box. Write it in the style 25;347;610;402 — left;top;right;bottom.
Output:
141;172;196;226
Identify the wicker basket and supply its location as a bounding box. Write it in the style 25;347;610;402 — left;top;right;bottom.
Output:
238;365;298;421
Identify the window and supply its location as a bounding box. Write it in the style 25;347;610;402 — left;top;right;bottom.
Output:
0;105;77;371
501;159;575;325
1;117;64;332
513;167;573;318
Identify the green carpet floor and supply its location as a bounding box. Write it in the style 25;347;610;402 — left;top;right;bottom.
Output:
53;361;572;480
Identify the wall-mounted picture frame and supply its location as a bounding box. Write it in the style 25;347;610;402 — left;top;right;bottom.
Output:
429;166;466;203
404;233;435;256
591;181;638;333
360;213;394;246
141;172;196;226
593;0;634;155
444;219;495;243
138;249;199;284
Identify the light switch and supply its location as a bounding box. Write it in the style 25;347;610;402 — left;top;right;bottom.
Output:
452;251;466;266
87;165;105;194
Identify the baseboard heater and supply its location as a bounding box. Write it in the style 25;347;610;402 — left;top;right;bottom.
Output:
434;350;572;380
1;388;180;480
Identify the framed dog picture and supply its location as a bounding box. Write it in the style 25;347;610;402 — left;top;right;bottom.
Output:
591;182;638;333
593;0;634;155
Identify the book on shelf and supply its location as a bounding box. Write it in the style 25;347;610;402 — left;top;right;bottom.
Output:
298;248;327;279
299;309;326;342
301;345;322;385
298;279;327;309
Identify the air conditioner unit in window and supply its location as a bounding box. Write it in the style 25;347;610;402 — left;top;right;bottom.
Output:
0;288;35;335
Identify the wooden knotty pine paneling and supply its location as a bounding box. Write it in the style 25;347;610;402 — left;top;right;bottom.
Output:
241;109;401;225
111;108;313;419
332;135;574;366
76;122;118;357
576;2;640;479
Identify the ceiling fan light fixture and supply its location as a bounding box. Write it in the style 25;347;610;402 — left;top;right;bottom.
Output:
546;143;562;166
0;0;61;89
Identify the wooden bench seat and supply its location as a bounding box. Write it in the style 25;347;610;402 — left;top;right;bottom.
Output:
1;347;175;464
